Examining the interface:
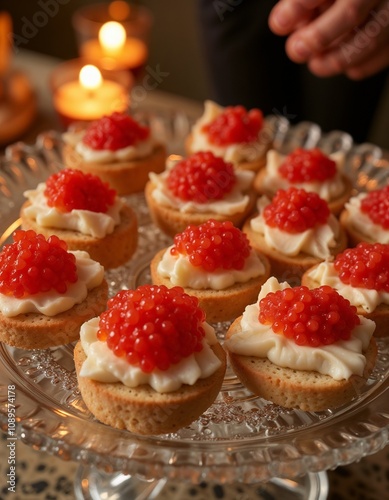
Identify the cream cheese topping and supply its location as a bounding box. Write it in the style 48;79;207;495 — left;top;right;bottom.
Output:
250;196;340;259
225;277;375;380
79;317;222;393
157;246;266;290
149;166;254;215
23;183;124;238
63;130;155;163
0;251;104;317
305;260;389;313
344;192;389;243
261;149;345;201
190;100;267;163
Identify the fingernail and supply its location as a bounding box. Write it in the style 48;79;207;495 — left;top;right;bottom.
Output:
272;10;290;29
293;39;311;59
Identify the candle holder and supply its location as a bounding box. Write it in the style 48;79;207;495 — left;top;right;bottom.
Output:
50;58;133;128
0;11;36;145
72;1;152;79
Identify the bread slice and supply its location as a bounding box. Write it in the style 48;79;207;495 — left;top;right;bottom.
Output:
253;169;353;215
74;340;226;435
185;133;268;173
145;180;257;238
20;203;138;270
302;263;389;338
0;279;108;350
242;217;348;285
150;248;271;323
63;143;167;195
225;317;377;412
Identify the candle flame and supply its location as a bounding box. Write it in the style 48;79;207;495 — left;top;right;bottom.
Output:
79;65;102;90
99;21;126;55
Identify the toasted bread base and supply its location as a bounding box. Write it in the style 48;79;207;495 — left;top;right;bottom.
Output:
302;264;389;337
145;180;257;238
0;280;108;350
225;317;377;412
63;143;167;195
253;170;353;215
74;341;226;435
150;248;271;323
242;217;348;285
20;203;138;270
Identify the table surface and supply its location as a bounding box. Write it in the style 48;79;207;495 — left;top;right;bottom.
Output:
0;50;389;500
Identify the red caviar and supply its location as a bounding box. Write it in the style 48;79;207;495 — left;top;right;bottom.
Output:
44;168;116;213
166;151;236;203
202;105;263;145
82;112;150;151
0;230;78;298
97;285;205;372
263;187;330;233
171;219;251;272
360;185;389;229
259;285;360;346
334;242;389;292
279;148;337;183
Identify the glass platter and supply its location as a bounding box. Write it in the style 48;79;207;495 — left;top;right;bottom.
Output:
0;108;389;499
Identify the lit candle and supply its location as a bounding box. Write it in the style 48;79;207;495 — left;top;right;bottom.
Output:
80;20;148;73
52;64;129;126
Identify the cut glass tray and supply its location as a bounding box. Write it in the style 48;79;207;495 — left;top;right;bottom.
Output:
0;109;388;490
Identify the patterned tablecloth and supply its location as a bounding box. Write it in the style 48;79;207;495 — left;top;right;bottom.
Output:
0;432;388;500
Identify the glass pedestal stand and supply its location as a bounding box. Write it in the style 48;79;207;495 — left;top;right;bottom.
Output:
74;466;329;500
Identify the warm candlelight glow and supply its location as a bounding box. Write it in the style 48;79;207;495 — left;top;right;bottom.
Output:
99;21;126;56
51;60;131;126
79;65;102;90
0;11;12;77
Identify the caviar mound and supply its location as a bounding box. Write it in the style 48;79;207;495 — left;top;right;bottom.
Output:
44;168;116;213
202;105;263;145
334;242;389;292
97;285;206;373
166;151;236;203
279;148;337;183
82;112;150;151
0;230;78;298
360;185;389;229
171;219;251;272
263;187;330;233
75;284;227;434
259;285;360;346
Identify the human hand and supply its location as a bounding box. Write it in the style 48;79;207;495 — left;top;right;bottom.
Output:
268;0;389;79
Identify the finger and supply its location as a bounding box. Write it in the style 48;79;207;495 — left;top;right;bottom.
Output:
307;20;389;77
269;0;324;35
285;0;380;62
346;46;389;79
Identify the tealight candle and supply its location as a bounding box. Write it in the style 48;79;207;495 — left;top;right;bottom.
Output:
72;2;152;77
51;59;132;127
80;20;148;73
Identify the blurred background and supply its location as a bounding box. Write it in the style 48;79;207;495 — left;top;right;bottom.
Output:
3;0;211;101
1;0;389;149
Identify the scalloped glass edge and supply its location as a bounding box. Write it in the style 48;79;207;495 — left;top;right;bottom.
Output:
0;108;388;483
